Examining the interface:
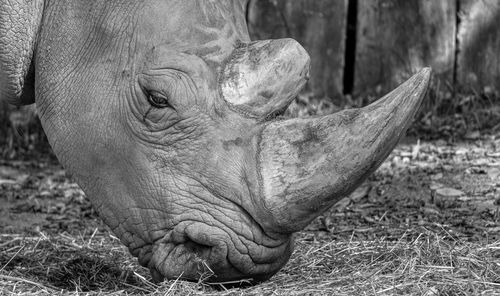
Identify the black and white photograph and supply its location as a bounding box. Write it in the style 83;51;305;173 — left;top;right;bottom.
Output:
0;0;499;295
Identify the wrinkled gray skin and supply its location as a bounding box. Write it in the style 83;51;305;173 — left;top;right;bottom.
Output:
0;0;431;283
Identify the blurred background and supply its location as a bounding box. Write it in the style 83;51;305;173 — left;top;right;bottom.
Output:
1;0;500;156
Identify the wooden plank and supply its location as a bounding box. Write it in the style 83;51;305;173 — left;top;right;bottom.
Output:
457;0;500;94
354;0;456;98
247;0;348;104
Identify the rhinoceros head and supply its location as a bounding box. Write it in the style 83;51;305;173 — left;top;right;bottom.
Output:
0;0;430;283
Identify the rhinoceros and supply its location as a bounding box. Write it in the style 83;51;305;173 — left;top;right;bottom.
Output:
0;0;430;283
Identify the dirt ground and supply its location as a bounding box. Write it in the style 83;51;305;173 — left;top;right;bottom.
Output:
0;133;499;295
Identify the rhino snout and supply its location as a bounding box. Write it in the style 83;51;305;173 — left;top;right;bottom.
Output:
139;221;292;283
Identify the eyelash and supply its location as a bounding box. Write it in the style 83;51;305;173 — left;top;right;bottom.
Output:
147;92;172;109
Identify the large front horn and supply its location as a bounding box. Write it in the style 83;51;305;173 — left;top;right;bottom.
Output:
258;68;431;233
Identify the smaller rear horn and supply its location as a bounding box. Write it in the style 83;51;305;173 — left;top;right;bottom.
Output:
221;39;310;120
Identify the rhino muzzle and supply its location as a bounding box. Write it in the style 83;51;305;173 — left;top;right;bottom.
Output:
143;221;293;283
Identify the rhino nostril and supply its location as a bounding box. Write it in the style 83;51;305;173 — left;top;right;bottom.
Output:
149;267;165;283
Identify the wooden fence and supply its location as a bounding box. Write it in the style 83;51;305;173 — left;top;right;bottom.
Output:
247;0;500;105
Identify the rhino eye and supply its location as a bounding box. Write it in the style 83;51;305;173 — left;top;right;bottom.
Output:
147;92;172;109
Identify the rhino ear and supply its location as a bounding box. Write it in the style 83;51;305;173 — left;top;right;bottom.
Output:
0;0;44;105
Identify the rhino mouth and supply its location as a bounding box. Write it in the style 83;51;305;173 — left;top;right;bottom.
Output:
148;233;231;283
135;221;293;283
